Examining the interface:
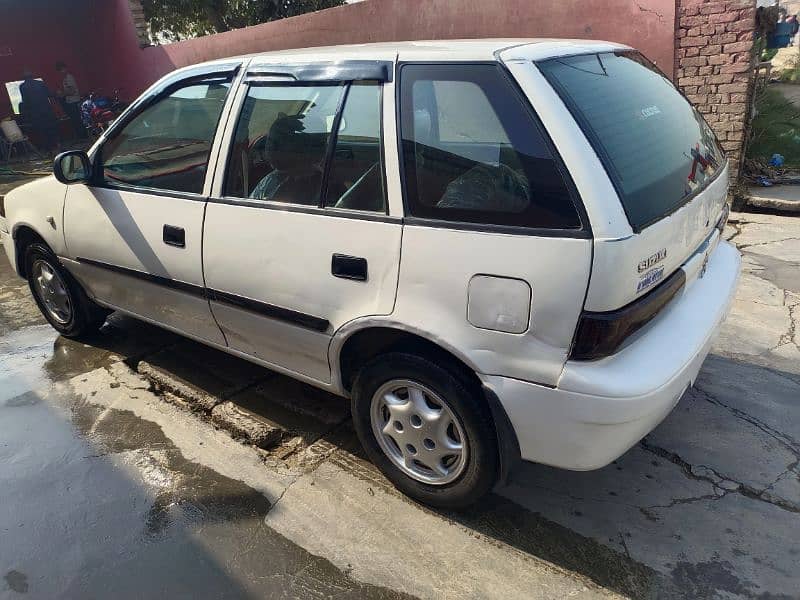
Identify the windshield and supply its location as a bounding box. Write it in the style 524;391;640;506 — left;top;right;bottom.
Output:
538;51;724;231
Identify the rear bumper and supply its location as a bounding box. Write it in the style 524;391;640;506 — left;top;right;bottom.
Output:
482;239;741;470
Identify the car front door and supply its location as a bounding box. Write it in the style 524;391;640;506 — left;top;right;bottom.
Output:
202;65;402;383
62;63;241;345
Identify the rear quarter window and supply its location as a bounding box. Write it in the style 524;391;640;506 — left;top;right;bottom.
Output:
398;63;583;231
538;52;724;231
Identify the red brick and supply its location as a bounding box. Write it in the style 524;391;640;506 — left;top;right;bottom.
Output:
681;56;709;67
730;93;747;103
711;33;738;44
681;15;705;26
681;5;701;17
720;61;751;73
700;3;726;15
713;120;737;132
679;76;706;86
709;73;734;84
708;54;729;65
723;41;752;53
700;44;723;55
699;65;714;75
709;12;739;24
681;35;710;47
719;102;747;114
685;47;701;57
686;94;709;105
739;6;756;20
682;66;699;76
718;82;748;93
727;19;755;32
721;140;741;152
727;130;744;142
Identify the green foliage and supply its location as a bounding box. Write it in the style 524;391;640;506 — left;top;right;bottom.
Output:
747;87;800;167
761;47;779;62
142;0;346;42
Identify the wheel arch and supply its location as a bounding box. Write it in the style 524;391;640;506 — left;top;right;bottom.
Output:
12;223;49;278
332;322;521;483
333;323;480;395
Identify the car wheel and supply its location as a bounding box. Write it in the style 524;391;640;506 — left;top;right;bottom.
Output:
352;352;499;508
25;242;108;338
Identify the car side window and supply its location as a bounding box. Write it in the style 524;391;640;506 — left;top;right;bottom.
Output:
101;78;232;195
224;81;387;213
399;64;581;229
224;83;343;205
324;82;386;212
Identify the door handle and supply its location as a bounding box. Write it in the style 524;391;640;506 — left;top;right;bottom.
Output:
332;253;367;281
163;225;185;248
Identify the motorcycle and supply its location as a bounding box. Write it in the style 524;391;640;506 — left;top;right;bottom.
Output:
81;89;126;137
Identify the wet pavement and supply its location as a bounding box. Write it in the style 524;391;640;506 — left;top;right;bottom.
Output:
1;212;800;599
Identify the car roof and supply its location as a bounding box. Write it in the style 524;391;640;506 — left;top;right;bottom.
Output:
190;39;631;71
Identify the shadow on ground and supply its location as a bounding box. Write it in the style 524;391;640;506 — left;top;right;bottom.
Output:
43;311;797;599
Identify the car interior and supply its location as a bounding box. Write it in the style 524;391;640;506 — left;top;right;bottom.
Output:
225;83;385;211
405;79;580;228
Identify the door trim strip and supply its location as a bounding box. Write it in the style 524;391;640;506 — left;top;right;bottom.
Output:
74;257;330;332
206;289;330;332
74;257;206;297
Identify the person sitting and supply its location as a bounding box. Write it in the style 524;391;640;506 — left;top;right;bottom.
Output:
250;113;326;204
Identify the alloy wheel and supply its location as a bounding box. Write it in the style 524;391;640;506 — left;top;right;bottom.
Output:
32;259;73;325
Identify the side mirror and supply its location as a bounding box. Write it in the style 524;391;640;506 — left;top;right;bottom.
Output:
54;151;92;185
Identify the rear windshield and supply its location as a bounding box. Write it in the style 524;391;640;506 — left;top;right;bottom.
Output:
538;51;724;230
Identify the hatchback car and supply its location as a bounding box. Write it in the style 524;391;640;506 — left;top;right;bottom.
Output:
0;40;740;507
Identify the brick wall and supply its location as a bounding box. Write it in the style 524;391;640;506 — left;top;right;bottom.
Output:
676;0;757;177
127;0;150;47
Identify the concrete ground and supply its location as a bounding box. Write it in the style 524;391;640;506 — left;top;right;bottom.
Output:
748;183;800;213
1;211;799;599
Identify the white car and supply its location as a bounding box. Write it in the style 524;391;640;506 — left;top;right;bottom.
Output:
0;40;740;507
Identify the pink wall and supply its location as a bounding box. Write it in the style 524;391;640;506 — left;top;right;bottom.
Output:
86;0;677;101
0;0;95;118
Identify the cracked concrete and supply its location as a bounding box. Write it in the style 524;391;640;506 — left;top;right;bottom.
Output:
501;212;800;598
718;214;800;378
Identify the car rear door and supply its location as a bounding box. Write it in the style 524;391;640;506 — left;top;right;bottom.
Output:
202;62;402;383
62;63;241;345
390;62;593;386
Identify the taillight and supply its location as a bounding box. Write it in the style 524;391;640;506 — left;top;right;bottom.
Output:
570;268;686;361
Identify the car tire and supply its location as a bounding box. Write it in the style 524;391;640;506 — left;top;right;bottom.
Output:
25;242;108;338
352;351;499;508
